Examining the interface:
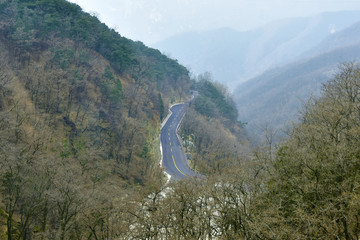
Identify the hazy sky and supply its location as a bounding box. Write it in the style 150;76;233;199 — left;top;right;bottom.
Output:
67;0;360;45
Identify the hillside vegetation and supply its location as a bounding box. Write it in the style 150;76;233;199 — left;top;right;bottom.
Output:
1;0;358;239
253;63;360;238
0;0;191;183
0;0;251;239
180;74;249;174
124;63;360;239
0;0;193;238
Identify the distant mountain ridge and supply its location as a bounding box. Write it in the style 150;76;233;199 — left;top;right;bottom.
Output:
153;10;360;87
234;21;360;138
299;21;360;60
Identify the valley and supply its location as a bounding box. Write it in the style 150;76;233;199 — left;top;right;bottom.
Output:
1;0;360;239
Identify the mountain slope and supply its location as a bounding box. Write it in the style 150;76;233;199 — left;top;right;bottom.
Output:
234;22;360;138
153;11;360;87
0;0;194;238
0;1;251;238
0;0;192;183
300;21;360;59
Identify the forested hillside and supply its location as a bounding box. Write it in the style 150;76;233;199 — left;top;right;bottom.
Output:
2;0;358;239
121;63;360;239
0;0;194;238
252;63;360;238
0;0;191;182
0;0;253;239
180;73;249;175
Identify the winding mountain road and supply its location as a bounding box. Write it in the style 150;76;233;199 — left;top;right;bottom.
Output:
161;102;202;180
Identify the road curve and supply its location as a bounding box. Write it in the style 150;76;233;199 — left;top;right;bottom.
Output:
161;103;202;180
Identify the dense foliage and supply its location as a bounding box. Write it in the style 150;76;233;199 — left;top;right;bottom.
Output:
178;76;248;175
2;0;358;239
255;62;360;238
123;63;360;239
0;0;189;82
193;73;238;122
0;0;194;238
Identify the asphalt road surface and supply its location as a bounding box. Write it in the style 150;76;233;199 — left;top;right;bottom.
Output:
161;103;202;180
